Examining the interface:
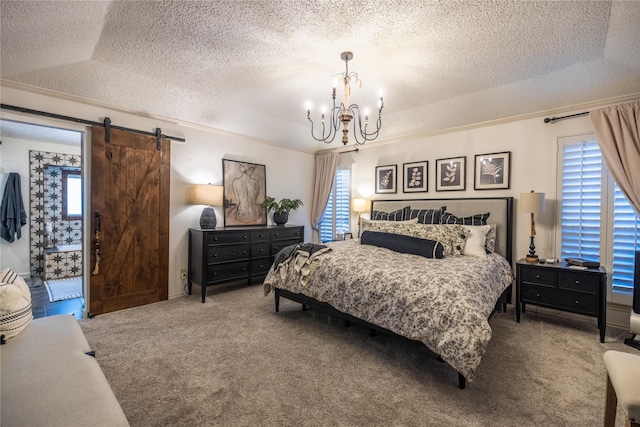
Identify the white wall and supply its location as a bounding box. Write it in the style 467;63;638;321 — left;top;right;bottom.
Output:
1;85;315;299
0;136;81;275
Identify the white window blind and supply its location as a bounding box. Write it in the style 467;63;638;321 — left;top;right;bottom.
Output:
66;174;82;216
320;168;350;243
559;136;639;297
560;139;602;261
612;184;640;295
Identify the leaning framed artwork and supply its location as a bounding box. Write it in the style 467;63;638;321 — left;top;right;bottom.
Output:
222;159;267;226
403;161;428;193
435;156;466;191
375;164;397;194
474;151;511;190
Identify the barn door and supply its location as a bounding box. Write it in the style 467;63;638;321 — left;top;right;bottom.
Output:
89;125;170;315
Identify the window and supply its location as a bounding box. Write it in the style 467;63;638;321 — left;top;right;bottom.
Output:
320;168;350;243
62;169;82;220
558;134;639;302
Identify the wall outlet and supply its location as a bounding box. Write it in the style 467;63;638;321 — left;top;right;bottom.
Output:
180;269;187;280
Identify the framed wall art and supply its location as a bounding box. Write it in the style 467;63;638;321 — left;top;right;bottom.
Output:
474;151;511;190
403;161;428;193
222;159;267;226
435;156;466;191
375;164;397;194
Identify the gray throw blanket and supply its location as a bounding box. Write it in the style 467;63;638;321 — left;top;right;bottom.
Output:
1;173;27;243
271;243;332;286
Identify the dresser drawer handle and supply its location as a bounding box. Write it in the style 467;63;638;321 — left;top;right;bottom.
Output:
574;300;581;305
535;274;541;279
536;293;541;298
213;254;218;258
243;250;248;254
260;234;265;238
274;233;280;237
243;235;248;239
213;237;219;242
259;248;265;253
575;280;581;285
242;267;247;271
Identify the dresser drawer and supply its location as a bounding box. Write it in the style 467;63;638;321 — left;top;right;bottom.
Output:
271;228;303;241
251;258;273;274
272;239;300;255
252;242;271;258
207;261;250;283
251;230;270;242
207;231;250;244
558;271;599;293
521;268;557;287
522;285;598;315
207;244;250;263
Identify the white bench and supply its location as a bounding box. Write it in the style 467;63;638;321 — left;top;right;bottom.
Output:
0;314;129;427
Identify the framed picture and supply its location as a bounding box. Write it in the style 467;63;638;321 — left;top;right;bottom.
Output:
222;159;267;226
474;151;511;190
375;164;397;194
435;156;466;191
403;161;428;193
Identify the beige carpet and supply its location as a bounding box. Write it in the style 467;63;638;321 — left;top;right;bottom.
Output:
80;284;635;426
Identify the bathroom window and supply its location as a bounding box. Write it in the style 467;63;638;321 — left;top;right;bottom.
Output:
62;169;82;220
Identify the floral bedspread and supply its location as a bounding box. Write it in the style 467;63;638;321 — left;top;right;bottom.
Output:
263;239;514;381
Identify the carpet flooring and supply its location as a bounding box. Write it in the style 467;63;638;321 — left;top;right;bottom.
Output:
80;284;636;426
44;277;83;302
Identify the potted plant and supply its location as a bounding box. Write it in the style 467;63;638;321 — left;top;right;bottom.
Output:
264;196;303;225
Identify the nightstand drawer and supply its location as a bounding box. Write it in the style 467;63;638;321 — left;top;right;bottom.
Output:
207;244;250;263
207;232;250;244
252;242;271;258
558;271;599;293
207;261;250;283
521;268;557;287
522;285;598;315
271;228;303;241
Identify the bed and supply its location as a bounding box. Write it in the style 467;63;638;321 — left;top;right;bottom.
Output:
263;197;514;388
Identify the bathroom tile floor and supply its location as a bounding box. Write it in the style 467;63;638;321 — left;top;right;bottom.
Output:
26;277;84;319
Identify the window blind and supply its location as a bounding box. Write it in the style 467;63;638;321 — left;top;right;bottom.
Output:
320;168;350;243
612;184;640;294
560;139;602;261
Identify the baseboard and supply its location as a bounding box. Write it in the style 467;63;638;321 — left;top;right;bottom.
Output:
510;303;630;331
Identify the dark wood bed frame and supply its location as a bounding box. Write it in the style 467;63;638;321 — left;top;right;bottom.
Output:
272;197;514;389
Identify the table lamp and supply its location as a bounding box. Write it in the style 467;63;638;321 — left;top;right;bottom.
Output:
519;190;546;262
192;184;224;229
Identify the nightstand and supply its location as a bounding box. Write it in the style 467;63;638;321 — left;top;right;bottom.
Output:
516;259;607;342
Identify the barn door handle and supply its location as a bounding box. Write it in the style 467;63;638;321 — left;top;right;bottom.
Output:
92;212;101;275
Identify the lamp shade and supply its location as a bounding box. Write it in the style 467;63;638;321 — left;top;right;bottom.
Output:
353;198;367;212
192;184;223;206
519;191;546;214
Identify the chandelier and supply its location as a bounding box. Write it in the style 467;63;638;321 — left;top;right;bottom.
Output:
307;51;384;145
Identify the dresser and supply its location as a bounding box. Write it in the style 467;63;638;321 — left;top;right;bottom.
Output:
516;259;607;342
188;225;304;302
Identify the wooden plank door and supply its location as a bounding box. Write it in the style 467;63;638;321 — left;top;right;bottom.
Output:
89;125;170;315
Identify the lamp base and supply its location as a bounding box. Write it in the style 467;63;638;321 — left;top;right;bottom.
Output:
200;206;217;229
525;254;539;263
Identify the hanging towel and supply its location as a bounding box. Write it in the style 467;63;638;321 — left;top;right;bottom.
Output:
1;173;27;243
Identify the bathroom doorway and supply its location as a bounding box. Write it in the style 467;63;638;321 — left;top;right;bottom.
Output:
0;118;86;318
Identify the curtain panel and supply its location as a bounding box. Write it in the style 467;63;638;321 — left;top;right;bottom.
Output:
590;100;640;216
310;153;339;243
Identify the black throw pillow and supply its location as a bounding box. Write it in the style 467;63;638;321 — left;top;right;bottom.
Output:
360;231;444;259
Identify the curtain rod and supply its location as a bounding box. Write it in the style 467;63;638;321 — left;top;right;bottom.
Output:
543;111;589;123
340;148;359;154
0;103;186;142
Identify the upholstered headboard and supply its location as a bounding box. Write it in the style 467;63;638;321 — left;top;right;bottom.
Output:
370;197;514;264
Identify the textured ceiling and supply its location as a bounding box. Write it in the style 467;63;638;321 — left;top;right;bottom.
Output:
1;1;640;153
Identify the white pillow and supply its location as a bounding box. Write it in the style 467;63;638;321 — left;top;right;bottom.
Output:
459;224;491;257
0;268;33;339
